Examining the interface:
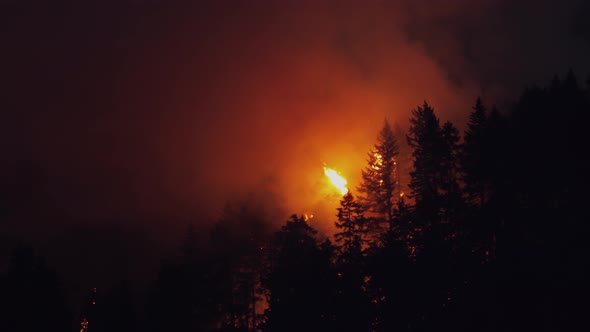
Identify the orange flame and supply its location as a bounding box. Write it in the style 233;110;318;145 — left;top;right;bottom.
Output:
323;166;348;196
372;152;383;170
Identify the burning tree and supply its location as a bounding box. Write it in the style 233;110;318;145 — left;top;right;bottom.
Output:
358;120;400;238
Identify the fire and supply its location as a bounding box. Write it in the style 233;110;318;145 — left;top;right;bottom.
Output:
323;166;348;196
372;152;383;170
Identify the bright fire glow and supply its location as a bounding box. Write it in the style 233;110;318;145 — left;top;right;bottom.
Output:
372;152;383;170
323;167;348;196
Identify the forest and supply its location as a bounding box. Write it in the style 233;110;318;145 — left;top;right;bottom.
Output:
1;71;589;332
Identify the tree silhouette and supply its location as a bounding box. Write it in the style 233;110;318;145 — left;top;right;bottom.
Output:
334;191;367;262
461;97;490;208
264;215;334;332
440;121;463;225
365;218;415;332
332;192;371;331
393;122;413;199
211;202;269;330
405;102;465;330
146;225;228;332
407;102;447;235
0;245;71;332
358;120;400;237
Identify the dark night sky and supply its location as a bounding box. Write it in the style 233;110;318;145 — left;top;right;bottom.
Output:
1;0;590;277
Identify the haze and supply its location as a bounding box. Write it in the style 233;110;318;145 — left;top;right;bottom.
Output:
2;0;589;253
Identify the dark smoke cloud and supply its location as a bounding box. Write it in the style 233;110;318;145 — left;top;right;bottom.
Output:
404;0;590;101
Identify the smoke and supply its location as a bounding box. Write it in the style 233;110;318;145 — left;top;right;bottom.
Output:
404;0;590;102
1;0;589;237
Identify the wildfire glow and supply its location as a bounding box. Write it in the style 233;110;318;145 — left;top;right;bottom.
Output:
323;166;348;196
372;152;383;170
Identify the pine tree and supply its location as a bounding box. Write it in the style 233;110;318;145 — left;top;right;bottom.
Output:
393;123;412;199
264;215;334;332
440;121;463;225
334;191;368;262
486;104;510;205
392;196;415;255
407;101;444;227
358;120;400;235
365;197;415;331
460;99;508;263
211;202;268;330
406;101;462;268
333;195;371;331
461;97;489;207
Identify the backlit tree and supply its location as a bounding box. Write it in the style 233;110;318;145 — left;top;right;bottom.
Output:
358;120;400;236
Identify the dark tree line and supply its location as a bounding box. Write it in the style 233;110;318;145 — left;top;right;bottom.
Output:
1;72;589;331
